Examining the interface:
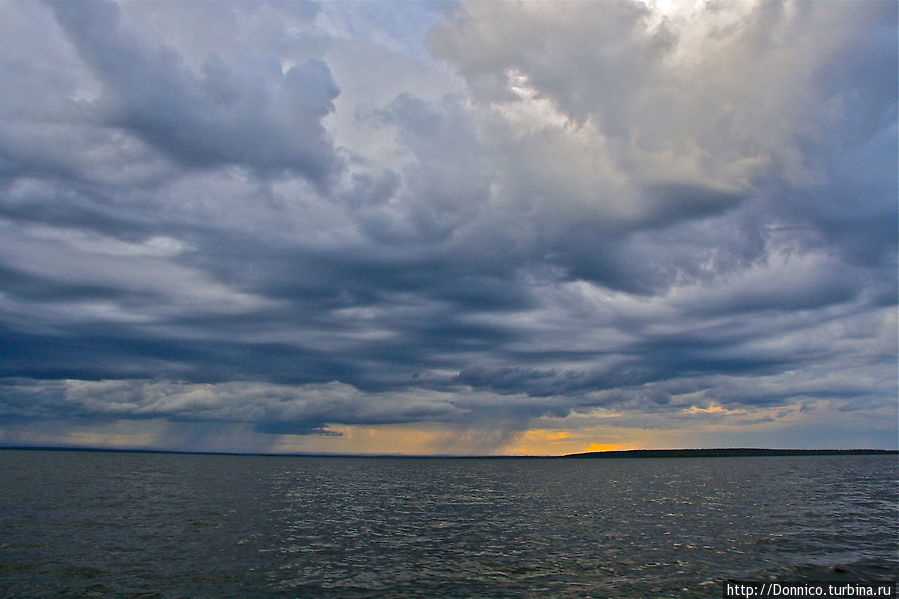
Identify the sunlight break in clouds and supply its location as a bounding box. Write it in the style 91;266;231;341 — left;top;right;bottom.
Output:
0;1;895;454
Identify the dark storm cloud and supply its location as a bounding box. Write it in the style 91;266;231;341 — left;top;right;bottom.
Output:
0;1;895;448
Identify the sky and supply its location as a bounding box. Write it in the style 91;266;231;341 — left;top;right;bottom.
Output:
0;0;896;455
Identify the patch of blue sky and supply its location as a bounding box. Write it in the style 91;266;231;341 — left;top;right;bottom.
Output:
319;1;446;58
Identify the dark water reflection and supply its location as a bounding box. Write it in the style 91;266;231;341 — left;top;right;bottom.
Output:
1;451;896;597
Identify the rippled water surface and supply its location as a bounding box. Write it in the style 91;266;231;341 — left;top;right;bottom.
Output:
0;451;896;598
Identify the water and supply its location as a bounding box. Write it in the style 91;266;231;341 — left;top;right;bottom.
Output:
0;451;896;598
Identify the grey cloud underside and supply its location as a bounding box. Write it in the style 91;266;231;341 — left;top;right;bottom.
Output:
0;1;896;438
49;2;341;189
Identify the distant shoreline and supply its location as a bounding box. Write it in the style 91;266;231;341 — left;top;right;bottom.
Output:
0;446;896;459
561;448;899;459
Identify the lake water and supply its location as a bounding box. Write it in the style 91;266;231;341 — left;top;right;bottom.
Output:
0;451;896;598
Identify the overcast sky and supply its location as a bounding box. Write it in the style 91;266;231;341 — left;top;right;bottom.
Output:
0;0;896;455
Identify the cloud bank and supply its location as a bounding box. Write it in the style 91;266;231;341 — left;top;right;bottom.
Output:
0;1;895;453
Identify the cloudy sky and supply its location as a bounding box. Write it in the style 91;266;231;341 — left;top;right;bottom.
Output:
0;0;896;455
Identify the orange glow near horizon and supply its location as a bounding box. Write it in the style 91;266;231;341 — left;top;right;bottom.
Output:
583;443;623;453
502;429;626;455
5;398;889;456
271;424;639;456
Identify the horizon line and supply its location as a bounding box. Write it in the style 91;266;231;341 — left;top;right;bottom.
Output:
1;445;896;459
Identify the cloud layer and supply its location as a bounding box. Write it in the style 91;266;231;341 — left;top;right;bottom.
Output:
0;1;896;453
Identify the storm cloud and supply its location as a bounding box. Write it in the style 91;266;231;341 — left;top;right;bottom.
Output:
0;1;895;453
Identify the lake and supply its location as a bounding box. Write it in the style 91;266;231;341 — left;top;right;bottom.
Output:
0;451;896;597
